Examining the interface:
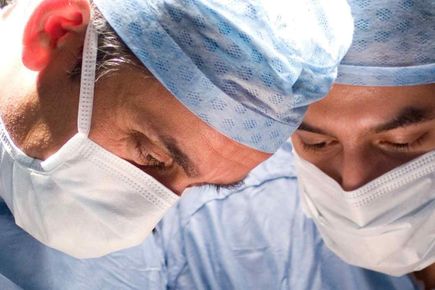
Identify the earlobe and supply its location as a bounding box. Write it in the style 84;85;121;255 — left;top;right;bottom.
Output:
22;0;90;71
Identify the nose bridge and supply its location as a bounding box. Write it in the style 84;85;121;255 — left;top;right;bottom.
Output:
340;144;382;191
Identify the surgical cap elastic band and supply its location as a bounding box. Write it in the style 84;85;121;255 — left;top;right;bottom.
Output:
337;0;435;87
336;63;435;86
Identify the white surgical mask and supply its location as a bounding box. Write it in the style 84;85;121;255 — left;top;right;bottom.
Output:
294;149;435;276
0;24;179;259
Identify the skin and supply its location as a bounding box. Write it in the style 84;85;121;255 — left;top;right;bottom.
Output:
0;0;270;195
4;0;434;287
291;83;435;288
292;83;435;191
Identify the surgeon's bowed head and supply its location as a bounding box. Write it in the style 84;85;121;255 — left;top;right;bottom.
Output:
0;0;353;258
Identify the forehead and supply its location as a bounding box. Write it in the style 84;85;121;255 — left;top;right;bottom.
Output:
307;83;435;116
301;84;435;134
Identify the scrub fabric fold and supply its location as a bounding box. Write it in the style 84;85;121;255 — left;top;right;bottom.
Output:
157;142;422;290
0;143;423;289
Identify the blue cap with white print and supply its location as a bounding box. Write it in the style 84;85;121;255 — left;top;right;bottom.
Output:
337;0;435;86
94;0;353;153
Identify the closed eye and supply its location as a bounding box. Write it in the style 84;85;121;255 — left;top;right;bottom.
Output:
378;134;426;153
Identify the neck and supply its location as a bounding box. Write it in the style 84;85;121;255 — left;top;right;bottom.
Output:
414;263;435;290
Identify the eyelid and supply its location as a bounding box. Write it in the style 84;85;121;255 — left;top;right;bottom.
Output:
145;153;165;167
136;145;175;171
378;132;428;152
131;131;173;166
296;129;338;144
301;140;339;152
377;128;429;144
296;131;337;144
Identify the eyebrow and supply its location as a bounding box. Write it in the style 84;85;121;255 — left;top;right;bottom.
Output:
160;135;200;178
297;106;434;135
374;107;434;133
159;135;250;187
297;122;328;135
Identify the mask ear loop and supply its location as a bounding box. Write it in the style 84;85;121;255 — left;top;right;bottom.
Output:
77;22;98;136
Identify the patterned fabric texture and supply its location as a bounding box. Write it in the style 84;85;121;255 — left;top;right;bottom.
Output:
336;0;435;86
93;0;353;153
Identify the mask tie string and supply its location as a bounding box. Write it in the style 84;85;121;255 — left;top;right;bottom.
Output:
77;22;98;136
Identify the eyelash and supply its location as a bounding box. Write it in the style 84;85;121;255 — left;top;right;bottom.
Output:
301;141;335;152
301;135;427;153
145;154;166;169
380;134;426;152
136;145;167;171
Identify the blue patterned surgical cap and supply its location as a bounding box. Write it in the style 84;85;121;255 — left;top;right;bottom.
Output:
93;0;353;153
336;0;435;86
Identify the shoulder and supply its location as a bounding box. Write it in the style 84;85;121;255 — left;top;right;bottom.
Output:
158;141;304;289
170;140;298;223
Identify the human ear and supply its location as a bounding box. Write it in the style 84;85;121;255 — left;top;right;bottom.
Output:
22;0;90;71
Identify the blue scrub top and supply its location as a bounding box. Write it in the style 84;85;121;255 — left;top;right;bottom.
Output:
157;142;422;290
0;142;423;290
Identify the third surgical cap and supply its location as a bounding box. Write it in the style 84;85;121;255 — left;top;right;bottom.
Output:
337;0;435;86
93;0;353;153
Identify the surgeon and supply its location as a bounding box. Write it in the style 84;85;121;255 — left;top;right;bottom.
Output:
293;0;434;284
157;0;435;289
0;0;353;263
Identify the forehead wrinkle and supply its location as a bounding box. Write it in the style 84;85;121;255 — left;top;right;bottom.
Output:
374;106;434;133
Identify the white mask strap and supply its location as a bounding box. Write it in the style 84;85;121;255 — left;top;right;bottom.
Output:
77;23;98;136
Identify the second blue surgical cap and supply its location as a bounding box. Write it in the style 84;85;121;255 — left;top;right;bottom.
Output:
93;0;353;153
337;0;435;86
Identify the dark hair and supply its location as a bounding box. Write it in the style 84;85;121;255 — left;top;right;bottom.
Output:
0;0;11;7
80;3;147;80
1;0;148;81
